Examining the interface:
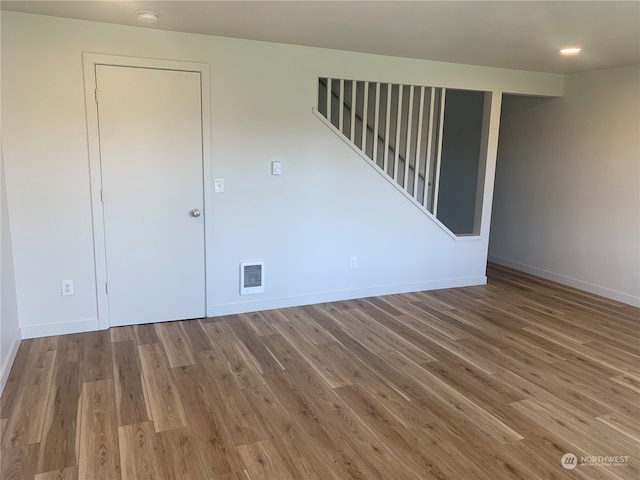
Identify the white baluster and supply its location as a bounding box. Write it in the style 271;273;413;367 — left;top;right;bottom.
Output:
404;86;414;190
327;78;332;122
361;82;369;152
383;83;392;174
373;83;380;166
413;86;426;201
432;88;447;216
350;80;357;143
339;79;344;133
393;85;403;182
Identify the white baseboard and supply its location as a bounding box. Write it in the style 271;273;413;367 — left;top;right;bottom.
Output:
1;335;21;396
488;255;640;307
207;275;487;317
16;276;487;338
20;317;100;339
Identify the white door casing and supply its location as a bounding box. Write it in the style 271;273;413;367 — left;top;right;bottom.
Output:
83;55;212;328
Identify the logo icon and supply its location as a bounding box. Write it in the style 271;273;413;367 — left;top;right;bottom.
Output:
561;453;578;470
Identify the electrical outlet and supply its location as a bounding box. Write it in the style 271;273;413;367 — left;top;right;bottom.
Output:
61;279;74;296
349;256;357;269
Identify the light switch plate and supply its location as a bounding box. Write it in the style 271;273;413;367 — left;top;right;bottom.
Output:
214;178;225;193
271;161;282;175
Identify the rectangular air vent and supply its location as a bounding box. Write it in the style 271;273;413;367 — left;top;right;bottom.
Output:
240;262;264;295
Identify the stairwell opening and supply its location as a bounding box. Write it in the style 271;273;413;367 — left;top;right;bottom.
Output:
316;77;491;237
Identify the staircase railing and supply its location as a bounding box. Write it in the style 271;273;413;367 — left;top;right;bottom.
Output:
315;78;445;216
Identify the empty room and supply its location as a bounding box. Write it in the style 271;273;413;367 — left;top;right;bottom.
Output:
1;1;638;479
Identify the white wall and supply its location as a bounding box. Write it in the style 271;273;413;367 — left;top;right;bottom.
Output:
1;145;22;394
1;12;563;338
490;64;640;306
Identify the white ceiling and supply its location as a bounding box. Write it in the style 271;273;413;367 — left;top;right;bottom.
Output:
2;1;639;74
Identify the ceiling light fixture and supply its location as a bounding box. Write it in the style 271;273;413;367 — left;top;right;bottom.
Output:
559;47;581;56
137;11;159;23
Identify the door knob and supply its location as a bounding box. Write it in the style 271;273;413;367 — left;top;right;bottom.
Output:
191;209;201;217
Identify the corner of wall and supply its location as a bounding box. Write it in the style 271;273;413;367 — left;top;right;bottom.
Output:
490;65;640;307
0;335;21;396
1;143;23;395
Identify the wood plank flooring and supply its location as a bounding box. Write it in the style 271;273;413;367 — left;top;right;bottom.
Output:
1;264;638;479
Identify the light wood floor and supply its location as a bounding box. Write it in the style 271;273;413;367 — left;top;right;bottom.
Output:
1;264;638;480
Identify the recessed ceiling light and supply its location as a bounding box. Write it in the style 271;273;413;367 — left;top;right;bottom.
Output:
137;11;159;23
559;47;581;56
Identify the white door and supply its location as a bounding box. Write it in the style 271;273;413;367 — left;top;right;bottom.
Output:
96;65;205;326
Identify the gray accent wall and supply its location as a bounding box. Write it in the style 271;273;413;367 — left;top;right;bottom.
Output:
437;89;485;235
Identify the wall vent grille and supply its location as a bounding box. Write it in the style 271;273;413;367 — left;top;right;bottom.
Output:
240;262;264;295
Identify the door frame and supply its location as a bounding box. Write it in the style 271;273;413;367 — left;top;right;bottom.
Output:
83;53;212;329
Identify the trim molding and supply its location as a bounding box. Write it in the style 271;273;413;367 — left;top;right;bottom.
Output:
20;318;100;339
488;255;640;307
82;53;213;329
13;277;486;338
207;275;487;317
0;335;21;396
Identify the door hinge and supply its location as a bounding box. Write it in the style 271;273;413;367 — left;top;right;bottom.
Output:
105;282;108;295
100;188;104;203
94;88;99;103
